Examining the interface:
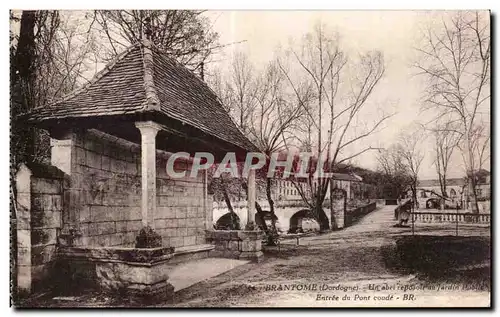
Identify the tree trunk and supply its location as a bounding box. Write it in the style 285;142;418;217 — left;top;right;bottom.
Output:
465;132;480;214
220;178;240;230
469;177;480;214
314;205;330;231
411;184;417;210
255;202;276;245
241;180;277;244
10;11;37;303
441;171;448;199
264;178;278;245
12;11;38;164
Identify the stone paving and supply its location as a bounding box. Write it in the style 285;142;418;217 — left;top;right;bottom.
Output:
168;258;249;292
166;205;490;307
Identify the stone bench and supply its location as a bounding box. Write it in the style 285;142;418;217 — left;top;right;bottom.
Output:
276;232;316;249
169;244;215;264
205;230;265;262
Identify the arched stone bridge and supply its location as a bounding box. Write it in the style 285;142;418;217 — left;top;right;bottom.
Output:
212;199;334;233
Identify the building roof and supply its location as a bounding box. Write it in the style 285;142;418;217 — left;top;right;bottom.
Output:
418;178;466;188
466;169;490;184
25;40;258;154
467;168;490;177
331;173;362;182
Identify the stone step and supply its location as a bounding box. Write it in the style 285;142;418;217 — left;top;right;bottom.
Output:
170;244;215;264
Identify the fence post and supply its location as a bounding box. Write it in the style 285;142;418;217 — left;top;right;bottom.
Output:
455;205;459;236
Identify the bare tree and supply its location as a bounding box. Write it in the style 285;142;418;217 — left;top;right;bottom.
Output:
36;12;99;109
208;171;242;230
377;146;412;203
10;9;68;302
457;122;490;202
428;121;461;199
209;53;310;242
11;11;100;164
278;23;392;230
248;59;311;242
94;10;219;74
396;129;425;209
248;60;307;154
208;51;258;134
207;69;234;114
227;52;258;134
468;124;490;173
204;53;261;235
11;11;64;163
415;11;490;213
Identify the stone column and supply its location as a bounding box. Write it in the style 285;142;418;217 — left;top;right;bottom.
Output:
203;169;212;230
246;169;256;230
135;121;162;229
331;186;346;230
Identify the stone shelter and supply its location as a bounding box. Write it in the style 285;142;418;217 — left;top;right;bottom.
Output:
16;38;263;302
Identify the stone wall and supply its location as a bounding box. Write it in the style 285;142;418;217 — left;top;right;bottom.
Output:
73;130;142;247
56;245;175;302
154;153;210;248
206;230;264;262
52;129;210;249
344;202;377;227
15;162;65;294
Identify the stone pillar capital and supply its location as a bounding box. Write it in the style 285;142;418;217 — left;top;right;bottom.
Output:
135;121;162;136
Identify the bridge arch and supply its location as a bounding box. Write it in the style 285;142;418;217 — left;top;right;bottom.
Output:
255;211;278;231
288;209;319;233
214;212;241;230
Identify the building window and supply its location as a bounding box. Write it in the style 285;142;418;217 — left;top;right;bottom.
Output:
476;189;482;197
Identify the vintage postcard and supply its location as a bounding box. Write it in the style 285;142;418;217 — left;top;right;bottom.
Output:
9;10;491;308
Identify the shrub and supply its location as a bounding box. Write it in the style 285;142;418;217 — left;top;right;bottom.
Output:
135;226;162;248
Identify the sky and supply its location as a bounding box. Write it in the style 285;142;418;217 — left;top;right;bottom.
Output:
9;10;489;180
205;10;490;179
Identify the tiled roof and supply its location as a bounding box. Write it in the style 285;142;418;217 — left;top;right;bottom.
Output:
26;41;258;153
